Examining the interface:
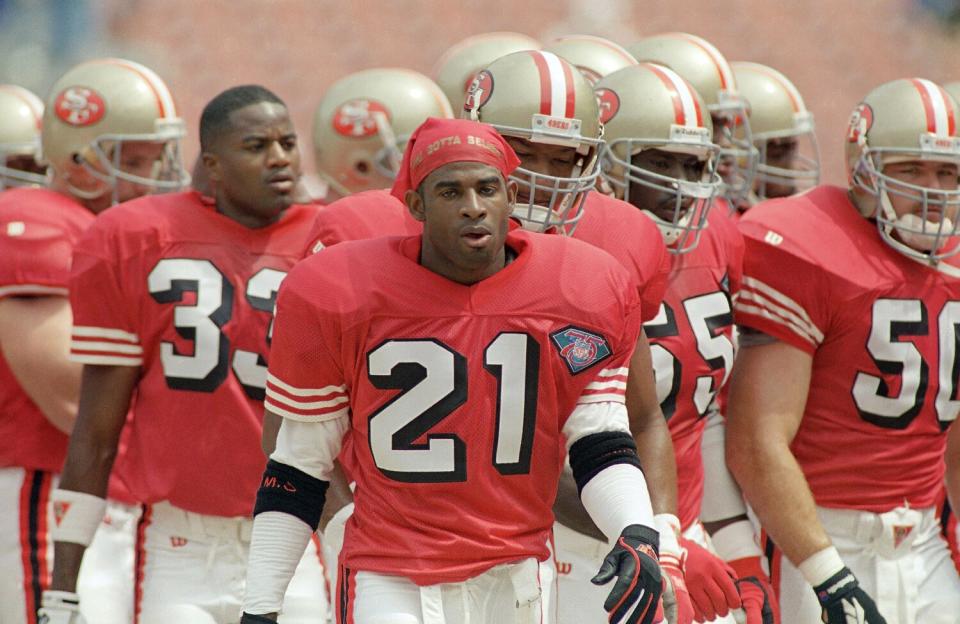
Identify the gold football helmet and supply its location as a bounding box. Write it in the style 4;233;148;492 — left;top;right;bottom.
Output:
0;85;46;188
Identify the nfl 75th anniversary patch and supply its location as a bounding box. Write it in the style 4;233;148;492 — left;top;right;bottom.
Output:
550;325;612;375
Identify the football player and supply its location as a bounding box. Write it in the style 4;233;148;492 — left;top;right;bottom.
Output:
726;78;960;623
463;49;686;620
44;86;328;624
629;33;757;213
731;62;819;209
0;85;46;189
594;62;776;624
0;58;188;624
241;116;663;624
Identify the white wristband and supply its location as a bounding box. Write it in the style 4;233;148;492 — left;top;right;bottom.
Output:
50;489;106;546
244;511;314;614
797;545;845;587
711;519;762;562
580;463;654;544
652;513;682;558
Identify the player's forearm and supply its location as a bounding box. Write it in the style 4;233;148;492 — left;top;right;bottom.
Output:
726;434;830;565
631;413;678;515
319;462;354;532
552;465;605;541
51;543;86;591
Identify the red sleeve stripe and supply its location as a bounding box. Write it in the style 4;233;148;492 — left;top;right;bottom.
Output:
0;284;68;298
69;353;143;366
72;325;139;343
266;372;346;398
264;400;349;423
737;276;823;345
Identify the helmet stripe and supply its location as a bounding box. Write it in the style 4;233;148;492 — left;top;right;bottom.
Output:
746;63;805;113
541;51;572;118
936;83;957;136
647;63;702;127
529;51;553;116
101;58;178;119
671;33;735;91
560;57;576;118
912;78;950;136
555;35;637;65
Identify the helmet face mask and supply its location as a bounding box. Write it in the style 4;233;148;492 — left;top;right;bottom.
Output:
753;126;820;199
604;137;721;253
464;50;603;235
711;104;758;207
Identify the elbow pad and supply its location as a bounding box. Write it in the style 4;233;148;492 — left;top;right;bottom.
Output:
568;431;643;494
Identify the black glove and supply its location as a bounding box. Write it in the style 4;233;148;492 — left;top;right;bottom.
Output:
240;614;277;623
813;567;887;624
591;524;664;624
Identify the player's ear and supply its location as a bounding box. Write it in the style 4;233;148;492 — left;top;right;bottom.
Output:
506;178;518;206
201;152;221;185
406;188;426;223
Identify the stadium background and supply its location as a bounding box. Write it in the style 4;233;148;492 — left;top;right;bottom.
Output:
2;0;960;186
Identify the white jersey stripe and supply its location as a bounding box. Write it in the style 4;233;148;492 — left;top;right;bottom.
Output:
585;380;628;391
69;340;143;355
577;393;627;405
265;387;349;411
599;367;629;377
264;402;349;423
72;326;140;343
740;276;823;341
541;51;568;118
265;372;347;397
69;353;143;366
735;301;820;346
737;287;824;344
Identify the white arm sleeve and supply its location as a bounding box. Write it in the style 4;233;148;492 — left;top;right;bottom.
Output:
243;414;349;614
564;401;655;543
699;409;749;522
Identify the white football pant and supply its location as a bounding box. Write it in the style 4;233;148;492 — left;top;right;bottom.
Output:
135;501;329;624
769;505;960;624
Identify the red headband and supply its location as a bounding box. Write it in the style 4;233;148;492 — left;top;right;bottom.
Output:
390;117;520;201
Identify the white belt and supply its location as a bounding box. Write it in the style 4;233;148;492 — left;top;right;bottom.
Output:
147;500;253;543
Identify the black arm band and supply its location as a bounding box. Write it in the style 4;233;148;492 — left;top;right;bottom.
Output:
568;431;644;494
240;614;277;623
253;459;329;531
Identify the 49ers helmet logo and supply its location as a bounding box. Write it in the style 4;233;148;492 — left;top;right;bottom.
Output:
332;99;391;138
53;86;106;127
596;88;620;124
846;103;873;146
463;70;494;112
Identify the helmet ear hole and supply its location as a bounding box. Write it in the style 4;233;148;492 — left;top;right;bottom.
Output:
354;161;370;175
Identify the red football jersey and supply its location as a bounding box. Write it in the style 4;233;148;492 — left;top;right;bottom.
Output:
574;193;671;323
265;230;642;584
304;189;420;255
644;207;743;529
0;188;92;473
69;191;320;517
735;185;960;511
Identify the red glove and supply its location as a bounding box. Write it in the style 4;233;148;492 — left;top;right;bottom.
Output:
679;537;741;621
728;556;779;624
658;550;694;624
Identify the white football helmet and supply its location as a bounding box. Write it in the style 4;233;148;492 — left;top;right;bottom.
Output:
847;78;960;264
0;85;46;188
629;33;757;207
543;35;638;84
433;32;541;110
732;62;819;202
42;58;188;203
463;50;602;234
597;63;722;253
312;68;453;196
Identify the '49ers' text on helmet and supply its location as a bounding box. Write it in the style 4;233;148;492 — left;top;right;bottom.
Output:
433;32;541;111
732;62;819;203
543;35;637;85
42;58;189;204
847;78;960;266
463;50;602;234
312;68;453;197
629;33;756;208
0;85;45;189
596;63;722;253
